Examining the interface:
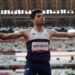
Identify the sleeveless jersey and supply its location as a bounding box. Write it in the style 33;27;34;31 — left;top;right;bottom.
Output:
26;28;50;62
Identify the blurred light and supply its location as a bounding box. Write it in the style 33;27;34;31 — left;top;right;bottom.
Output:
71;10;74;14
14;10;18;14
11;10;14;14
25;10;28;14
1;10;4;14
28;10;31;14
7;10;10;14
50;10;53;14
57;10;60;14
4;10;7;14
52;10;56;14
42;10;45;14
60;9;64;14
46;10;50;14
0;9;74;15
63;9;66;14
21;10;24;14
18;10;21;14
68;29;75;33
67;10;70;14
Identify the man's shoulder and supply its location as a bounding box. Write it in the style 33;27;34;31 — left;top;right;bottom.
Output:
19;28;30;32
47;28;57;36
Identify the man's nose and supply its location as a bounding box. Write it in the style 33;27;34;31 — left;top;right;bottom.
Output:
40;16;44;19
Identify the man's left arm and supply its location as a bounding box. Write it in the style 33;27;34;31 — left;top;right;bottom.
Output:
49;29;75;38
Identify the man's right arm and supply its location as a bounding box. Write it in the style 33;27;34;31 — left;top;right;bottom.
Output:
0;31;25;40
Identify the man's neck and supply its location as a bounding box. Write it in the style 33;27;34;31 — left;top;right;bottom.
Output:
33;26;44;32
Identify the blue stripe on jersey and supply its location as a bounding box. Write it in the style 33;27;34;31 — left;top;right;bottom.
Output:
26;39;50;62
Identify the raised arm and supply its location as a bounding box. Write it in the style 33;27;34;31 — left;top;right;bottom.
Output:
0;29;28;40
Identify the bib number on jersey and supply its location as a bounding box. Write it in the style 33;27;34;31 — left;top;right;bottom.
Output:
32;42;49;51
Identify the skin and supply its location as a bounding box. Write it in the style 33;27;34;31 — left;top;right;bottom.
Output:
0;12;75;41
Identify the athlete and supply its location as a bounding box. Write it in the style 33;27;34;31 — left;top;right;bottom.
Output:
0;9;75;75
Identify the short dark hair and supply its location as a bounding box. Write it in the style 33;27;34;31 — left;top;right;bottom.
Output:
30;9;42;19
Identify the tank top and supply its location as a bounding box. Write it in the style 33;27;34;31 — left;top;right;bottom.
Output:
26;28;50;62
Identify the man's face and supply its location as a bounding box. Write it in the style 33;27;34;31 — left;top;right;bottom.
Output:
32;13;45;26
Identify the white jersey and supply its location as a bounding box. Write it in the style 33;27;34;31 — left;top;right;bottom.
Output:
29;28;49;40
26;28;50;61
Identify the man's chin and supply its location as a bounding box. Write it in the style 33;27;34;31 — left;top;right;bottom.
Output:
39;23;45;26
38;24;44;26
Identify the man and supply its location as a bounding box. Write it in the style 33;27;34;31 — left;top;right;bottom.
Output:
0;9;75;75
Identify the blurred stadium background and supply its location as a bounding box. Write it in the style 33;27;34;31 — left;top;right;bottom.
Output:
0;0;75;75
